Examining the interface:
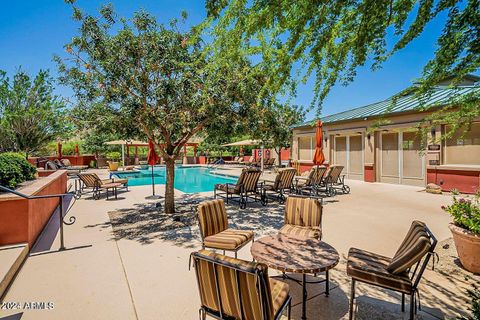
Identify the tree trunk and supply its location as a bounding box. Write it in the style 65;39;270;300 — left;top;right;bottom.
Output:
164;157;176;213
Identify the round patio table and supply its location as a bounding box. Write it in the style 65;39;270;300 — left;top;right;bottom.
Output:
251;234;339;320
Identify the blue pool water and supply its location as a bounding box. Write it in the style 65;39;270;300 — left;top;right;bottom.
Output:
113;166;237;193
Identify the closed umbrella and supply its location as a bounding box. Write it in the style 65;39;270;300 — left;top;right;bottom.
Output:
313;120;325;180
147;139;160;196
57;142;62;159
313;120;325;165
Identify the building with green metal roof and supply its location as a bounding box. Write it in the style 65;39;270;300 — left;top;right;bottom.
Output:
291;75;480;193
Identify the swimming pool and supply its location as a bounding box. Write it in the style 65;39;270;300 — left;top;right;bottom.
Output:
113;166;237;193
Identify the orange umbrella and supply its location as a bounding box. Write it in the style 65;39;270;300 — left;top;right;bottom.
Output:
147;140;161;196
57;142;62;159
74;144;80;157
313;120;325;165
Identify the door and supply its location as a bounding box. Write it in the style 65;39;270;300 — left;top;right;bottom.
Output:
334;135;364;180
380;131;425;186
348;135;364;180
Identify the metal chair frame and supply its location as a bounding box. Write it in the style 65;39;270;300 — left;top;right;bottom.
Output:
348;225;437;320
191;252;292;320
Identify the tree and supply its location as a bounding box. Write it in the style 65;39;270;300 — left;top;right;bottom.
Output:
0;69;70;158
204;0;480;134
253;104;305;165
56;4;265;213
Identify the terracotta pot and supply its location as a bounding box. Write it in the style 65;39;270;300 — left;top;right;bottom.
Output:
449;223;480;273
107;161;119;172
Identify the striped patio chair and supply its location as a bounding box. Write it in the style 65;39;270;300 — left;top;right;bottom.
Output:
190;250;292;320
295;166;328;197
214;168;264;208
197;199;254;258
262;168;297;204
347;220;437;320
278;196;323;240
324;165;350;195
77;173;128;199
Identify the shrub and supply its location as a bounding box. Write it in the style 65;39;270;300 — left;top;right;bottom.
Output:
442;192;480;235
106;151;121;161
0;152;37;189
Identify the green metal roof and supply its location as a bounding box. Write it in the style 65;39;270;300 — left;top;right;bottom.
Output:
294;85;480;128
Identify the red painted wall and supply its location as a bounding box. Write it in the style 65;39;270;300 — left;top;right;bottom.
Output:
0;170;68;247
252;148;291;161
427;168;480;194
364;165;375;183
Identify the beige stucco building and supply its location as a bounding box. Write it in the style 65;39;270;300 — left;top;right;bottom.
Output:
291;75;480;193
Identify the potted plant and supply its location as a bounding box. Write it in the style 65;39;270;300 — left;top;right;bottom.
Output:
106;151;121;171
442;191;480;273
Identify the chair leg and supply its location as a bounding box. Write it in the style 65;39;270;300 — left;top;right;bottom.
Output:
199;308;206;320
234;251;237;259
410;292;415;320
349;279;355;320
287;299;292;320
402;293;405;312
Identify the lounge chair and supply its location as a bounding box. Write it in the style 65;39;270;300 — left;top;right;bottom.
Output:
197;199;254;258
262;168;297;204
294;166;328;197
77;173;128;199
278;196;323;240
242;156;255;166
45;160;82;176
224;156;240;165
59;158;89;171
190;250;292;320
347;220;437;320
323;165;350;194
214;168;264;208
264;158;276;168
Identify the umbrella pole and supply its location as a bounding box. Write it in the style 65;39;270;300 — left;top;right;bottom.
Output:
121;144;125;171
151;165;155;196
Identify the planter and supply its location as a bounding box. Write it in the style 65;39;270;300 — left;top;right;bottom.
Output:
108;161;119;171
449;223;480;273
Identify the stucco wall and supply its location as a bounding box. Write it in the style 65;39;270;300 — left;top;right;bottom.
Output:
0;170;68;247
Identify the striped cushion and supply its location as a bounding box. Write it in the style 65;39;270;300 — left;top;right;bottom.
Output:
279;224;321;239
270;278;289;315
347;248;412;294
197;199;228;238
79;173;101;188
192;250;278;320
204;229;254;250
278;168;296;189
386;220;432;274
242;169;261;192
284;196;323;228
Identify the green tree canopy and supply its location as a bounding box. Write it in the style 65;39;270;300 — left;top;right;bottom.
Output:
203;0;479;130
0;69;70;158
56;4;268;212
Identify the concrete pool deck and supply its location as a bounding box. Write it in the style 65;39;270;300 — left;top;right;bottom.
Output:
0;168;477;319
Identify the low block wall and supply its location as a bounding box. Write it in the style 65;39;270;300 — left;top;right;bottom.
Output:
427;168;480;194
0;170;68;248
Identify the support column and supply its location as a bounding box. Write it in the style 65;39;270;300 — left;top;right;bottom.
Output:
135;146;139;165
193;146;197;164
183;145;188;164
126;145;130;166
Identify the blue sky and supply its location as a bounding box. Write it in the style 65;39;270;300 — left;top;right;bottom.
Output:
0;1;450;120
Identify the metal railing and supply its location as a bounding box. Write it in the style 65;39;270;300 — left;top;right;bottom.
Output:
0;185;76;251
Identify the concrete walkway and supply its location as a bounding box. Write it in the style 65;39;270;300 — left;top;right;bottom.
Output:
0;171;475;320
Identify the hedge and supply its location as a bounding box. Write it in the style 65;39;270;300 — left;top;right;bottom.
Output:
0;152;37;189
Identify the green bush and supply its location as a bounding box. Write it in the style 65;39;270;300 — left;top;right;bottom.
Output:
106;151;121;161
0;152;37;189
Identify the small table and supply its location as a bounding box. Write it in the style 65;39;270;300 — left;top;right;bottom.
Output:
103;182;122;200
251;234;339;320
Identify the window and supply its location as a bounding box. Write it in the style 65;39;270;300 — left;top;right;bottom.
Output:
445;123;480;165
298;136;313;160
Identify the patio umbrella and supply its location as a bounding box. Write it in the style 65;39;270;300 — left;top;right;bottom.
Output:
147;139;160;196
313;120;325;171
